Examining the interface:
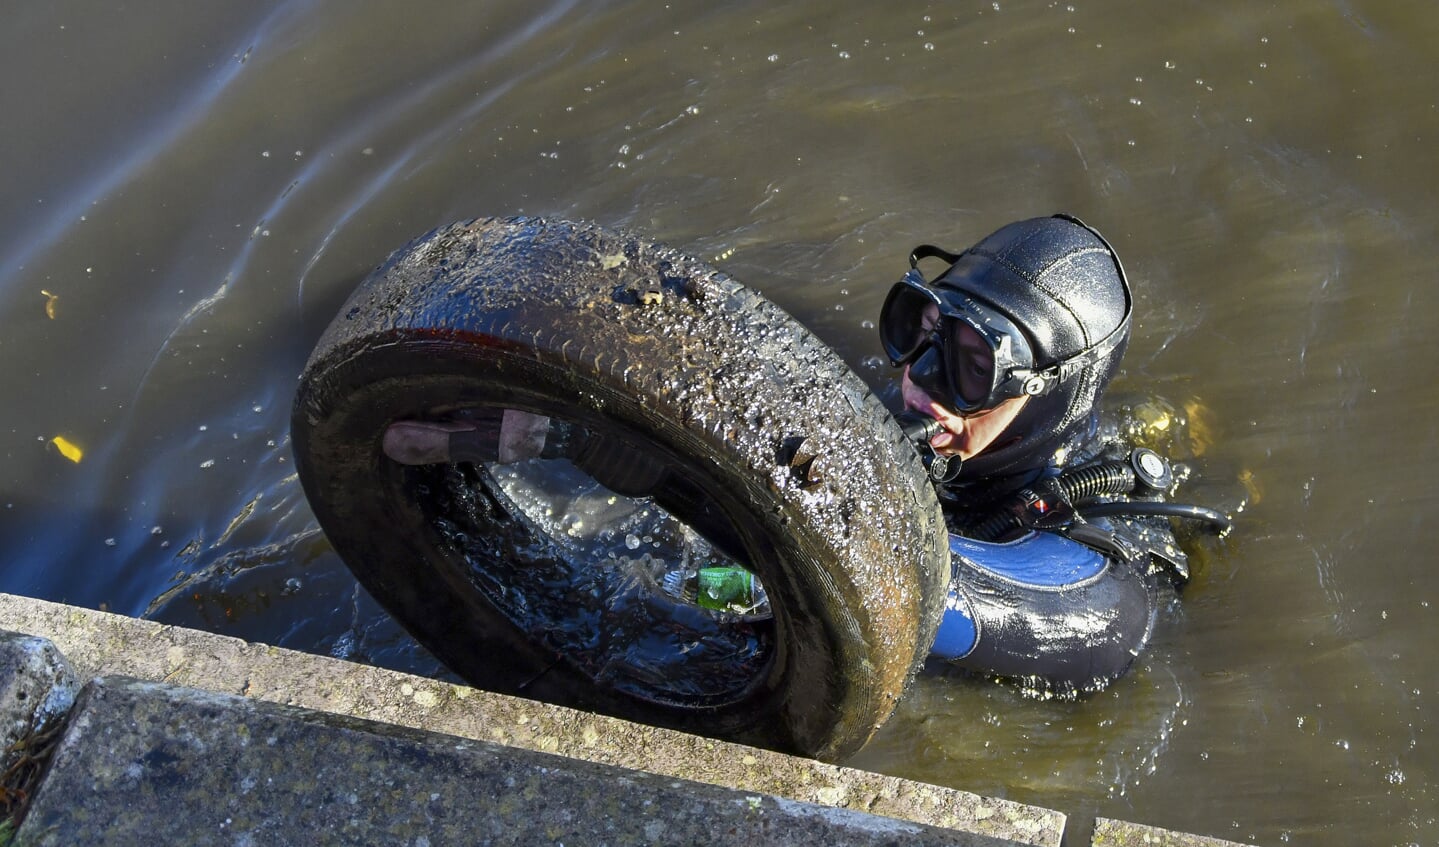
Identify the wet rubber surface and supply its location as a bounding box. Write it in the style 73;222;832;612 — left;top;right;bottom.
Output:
290;217;949;758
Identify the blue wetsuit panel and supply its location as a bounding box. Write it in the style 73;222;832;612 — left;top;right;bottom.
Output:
948;531;1108;587
930;588;978;659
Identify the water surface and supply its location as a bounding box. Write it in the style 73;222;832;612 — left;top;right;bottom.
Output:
3;2;1436;844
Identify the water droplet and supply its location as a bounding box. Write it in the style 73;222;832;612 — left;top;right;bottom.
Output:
767;53;779;62
923;42;935;51
200;459;216;469
625;534;641;550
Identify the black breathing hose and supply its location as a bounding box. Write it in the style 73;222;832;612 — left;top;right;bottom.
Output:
968;459;1136;540
968;457;1230;540
1056;460;1136;502
1074;501;1234;535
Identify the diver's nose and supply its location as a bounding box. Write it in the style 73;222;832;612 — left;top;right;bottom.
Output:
907;346;950;408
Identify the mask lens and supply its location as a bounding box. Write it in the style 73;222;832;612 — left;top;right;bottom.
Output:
945;321;998;410
880;280;940;364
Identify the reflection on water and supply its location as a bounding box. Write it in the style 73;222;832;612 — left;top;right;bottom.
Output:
4;1;1438;844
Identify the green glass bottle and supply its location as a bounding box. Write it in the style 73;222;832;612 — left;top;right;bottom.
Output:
695;566;755;611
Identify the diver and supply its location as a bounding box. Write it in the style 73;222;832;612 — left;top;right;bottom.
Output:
378;213;1231;697
880;213;1229;694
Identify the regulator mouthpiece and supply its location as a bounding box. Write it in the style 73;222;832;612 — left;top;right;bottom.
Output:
898;413;943;444
896;413;961;484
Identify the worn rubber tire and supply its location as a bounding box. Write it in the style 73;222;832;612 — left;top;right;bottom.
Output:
291;217;948;760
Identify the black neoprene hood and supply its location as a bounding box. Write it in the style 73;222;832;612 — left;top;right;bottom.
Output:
933;214;1133;480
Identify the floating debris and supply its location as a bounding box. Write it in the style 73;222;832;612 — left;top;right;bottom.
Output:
51;436;82;463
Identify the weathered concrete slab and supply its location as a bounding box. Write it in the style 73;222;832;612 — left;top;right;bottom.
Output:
1091;818;1255;846
18;676;1024;847
0;593;1064;846
0;630;77;765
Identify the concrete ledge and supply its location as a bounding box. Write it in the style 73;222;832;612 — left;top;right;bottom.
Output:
18;676;1002;846
0;593;1257;846
0;593;1061;846
1092;819;1255;847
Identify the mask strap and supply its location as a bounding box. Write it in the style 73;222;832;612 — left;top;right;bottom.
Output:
909;244;963;272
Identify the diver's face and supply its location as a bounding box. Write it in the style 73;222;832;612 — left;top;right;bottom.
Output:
900;362;1028;459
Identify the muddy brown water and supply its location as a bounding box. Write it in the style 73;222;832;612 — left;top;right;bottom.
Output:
3;2;1436;844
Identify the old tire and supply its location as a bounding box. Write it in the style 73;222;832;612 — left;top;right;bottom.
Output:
291;217;948;760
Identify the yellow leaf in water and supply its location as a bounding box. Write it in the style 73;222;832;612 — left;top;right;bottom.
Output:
1238;468;1263;505
1183;398;1216;458
52;436;83;463
41;290;58;320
